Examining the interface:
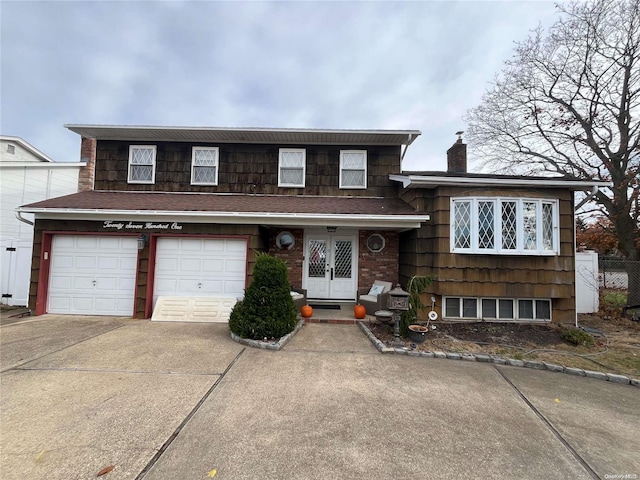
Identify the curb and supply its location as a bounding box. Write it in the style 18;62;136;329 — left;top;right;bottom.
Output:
357;321;640;389
230;319;305;351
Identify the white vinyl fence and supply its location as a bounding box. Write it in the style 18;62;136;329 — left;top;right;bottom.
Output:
576;251;599;314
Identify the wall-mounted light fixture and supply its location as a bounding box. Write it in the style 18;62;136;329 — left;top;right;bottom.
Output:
137;233;148;250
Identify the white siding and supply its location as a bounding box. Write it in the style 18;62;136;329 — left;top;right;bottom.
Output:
1;166;80;239
0;146;82;305
0;139;49;163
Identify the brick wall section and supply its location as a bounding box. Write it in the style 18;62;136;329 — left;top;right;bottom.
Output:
358;230;399;292
446;139;467;173
267;228;305;289
267;228;399;294
78;137;96;192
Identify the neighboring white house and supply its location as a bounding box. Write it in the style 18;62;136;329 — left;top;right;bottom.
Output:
0;136;85;306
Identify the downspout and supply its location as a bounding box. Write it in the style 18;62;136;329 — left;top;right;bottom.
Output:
575;185;599;212
573;186;599;328
400;134;414;170
15;210;34;226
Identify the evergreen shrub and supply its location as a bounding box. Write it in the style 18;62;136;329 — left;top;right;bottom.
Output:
229;253;297;340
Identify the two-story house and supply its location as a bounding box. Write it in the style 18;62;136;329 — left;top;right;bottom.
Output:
18;126;429;319
1;135;84;306
18;125;606;324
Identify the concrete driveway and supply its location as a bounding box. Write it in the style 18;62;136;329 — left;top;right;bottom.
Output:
1;317;638;480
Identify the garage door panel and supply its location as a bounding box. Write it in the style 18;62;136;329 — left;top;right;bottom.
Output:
76;237;98;249
203;240;225;252
72;277;95;290
181;240;202;252
52;255;74;269
224;280;246;294
202;258;224;272
48;296;70;310
156;257;179;272
155;278;178;291
48;235;137;316
71;296;95;311
49;275;73;290
225;259;246;273
97;256;121;269
175;280;199;293
200;280;223;293
225;240;246;253
179;258;202;271
76;256;98;269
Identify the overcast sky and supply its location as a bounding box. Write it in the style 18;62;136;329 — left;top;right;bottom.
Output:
1;0;562;171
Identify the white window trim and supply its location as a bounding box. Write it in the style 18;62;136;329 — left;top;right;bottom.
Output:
339;150;367;189
444;296;552;322
278;148;306;188
450;197;559;255
128;145;156;184
191;146;219;186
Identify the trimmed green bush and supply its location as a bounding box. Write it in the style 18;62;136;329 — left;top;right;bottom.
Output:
229;253;297;340
560;328;595;347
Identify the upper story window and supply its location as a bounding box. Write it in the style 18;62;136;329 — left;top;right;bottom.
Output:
6;144;15;154
278;148;306;187
451;197;558;255
128;145;156;184
191;147;219;185
340;150;367;189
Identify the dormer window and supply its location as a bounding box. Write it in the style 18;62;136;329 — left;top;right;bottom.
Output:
191;147;219;185
128;145;156;184
278;148;305;187
340;150;367;189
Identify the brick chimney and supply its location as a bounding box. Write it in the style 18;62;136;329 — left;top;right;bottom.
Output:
78;137;96;192
447;131;467;173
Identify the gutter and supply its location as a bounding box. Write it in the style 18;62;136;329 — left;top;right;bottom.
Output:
15;211;34;226
391;174;611;190
17;207;430;230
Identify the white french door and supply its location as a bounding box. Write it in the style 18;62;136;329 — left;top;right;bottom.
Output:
304;231;357;300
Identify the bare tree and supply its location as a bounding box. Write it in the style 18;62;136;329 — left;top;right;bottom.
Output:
466;0;640;305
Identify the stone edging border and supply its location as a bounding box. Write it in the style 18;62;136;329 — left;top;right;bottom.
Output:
230;319;305;351
357;321;640;388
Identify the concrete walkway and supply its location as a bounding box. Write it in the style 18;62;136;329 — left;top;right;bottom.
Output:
1;317;638;480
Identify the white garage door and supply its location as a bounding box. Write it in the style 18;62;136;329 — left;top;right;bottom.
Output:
48;235;138;315
153;238;247;303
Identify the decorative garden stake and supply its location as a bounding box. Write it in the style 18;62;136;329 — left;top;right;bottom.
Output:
388;283;410;347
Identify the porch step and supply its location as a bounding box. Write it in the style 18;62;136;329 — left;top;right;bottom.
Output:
304;318;358;325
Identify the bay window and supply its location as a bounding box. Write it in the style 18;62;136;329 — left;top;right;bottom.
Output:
451;197;558;255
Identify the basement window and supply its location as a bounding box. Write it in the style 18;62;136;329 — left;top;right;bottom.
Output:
445;297;551;322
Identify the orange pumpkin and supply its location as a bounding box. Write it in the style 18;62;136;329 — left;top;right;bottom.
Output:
354;304;366;319
301;304;313;318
